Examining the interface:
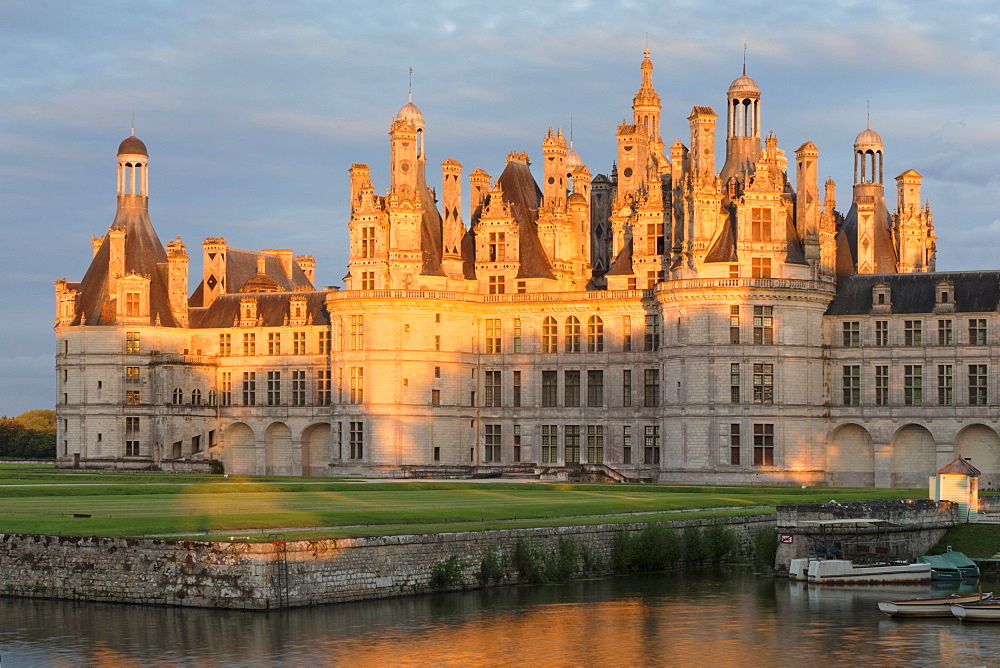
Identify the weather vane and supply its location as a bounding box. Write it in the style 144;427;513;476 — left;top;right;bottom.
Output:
743;43;747;75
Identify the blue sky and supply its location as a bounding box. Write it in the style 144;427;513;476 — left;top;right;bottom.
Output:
2;0;1000;415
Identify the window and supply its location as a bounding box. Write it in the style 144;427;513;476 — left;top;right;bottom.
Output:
513;370;522;408
587;316;604;352
565;316;581;352
125;291;141;317
751;257;771;278
729;424;741;466
564;425;581;463
191;435;200;452
751;208;772;242
875;365;889;406
646;219;664;254
542;317;558;353
485;370;501;407
318;330;331;354
292;370;306;406
938;364;953;406
644;369;659;408
623;316;632;352
904;320;922;346
126;331;140;354
729;306;740;344
513;425;522;462
208;389;218;406
293;331;306;355
842;321;860;347
431;389;440;406
317;370;331;406
488;232;506;261
485;424;502;462
587;370;604;407
623;369;632;407
349;421;364;459
644;315;660;351
542;371;558;407
361;226;375;258
243;333;256;356
191;389;202;405
513;318;522;353
730;363;740;403
969;318;987;345
729;264;739;279
753;306;773;344
434;335;441;351
628;277;637;290
904;365;922;406
646;270;662;289
486;319;502;353
126;417;139;434
488;275;505;294
969;364;988;406
266;371;281;405
125;440;140;457
643;425;660;464
172;388;183;405
587;425;604;463
517;281;527;294
361;271;375;290
938;319;953;346
842;365;860;406
242;372;257;405
623;426;632;464
125;390;140;405
753;423;774;466
268;332;281;355
350;315;364;350
542;425;558;464
221;372;232;406
875;320;888;346
753;363;773;404
219;333;231;356
125;366;140;382
564;370;581;407
434;366;441;378
350;367;364;404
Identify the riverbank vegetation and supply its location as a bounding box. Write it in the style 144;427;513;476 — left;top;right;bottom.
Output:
0;410;55;459
0;464;921;540
929;524;1000;558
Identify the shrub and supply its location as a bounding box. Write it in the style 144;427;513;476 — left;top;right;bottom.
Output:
430;554;466;589
754;527;778;572
477;548;506;585
704;522;739;562
683;527;707;565
208;459;225;475
512;537;546;583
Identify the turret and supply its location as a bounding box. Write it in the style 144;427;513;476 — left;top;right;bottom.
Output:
721;70;761;183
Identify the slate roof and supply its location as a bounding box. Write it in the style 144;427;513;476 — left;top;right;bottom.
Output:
190;247;313;306
605;238;634;276
826;271;1000;315
481;159;554;280
836;196;898;284
189;290;330;329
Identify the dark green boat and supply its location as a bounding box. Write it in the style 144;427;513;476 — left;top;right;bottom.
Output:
918;551;980;581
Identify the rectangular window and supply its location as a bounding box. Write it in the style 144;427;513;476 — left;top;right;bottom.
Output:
293;331;306;355
564;425;581;464
730;424;741;466
431;389;440;406
485;370;501;407
842;321;860;347
125;390;140;405
292;370;306;406
219;333;231;356
646;220;664;255
361;226;375;258
316;370;331;406
125;291;141;317
318;330;331;354
125;417;139;433
513;425;521;462
730;363;740;403
644;315;660;351
644;369;659;408
242;371;257;406
969;318;987;345
488;232;506;262
753;306;773;345
349;421;364;459
753;423;774;466
587;425;604;464
904;320;922;346
221;372;232;406
268;332;281;355
969;364;988;406
434;335;441;351
751;207;772;242
623;316;632;352
643;425;660;465
729;306;740;344
125;366;140;383
486;319;502;353
126;331;140;354
751;257;771;278
564;370;581;408
587;370;604;407
513;370;522;408
243;333;256;356
513;318;522;353
623;369;632;407
875;365;889;406
875;320;888;347
542;425;559;464
542;370;558;407
488;275;505;294
904;365;922;406
349;367;364;404
753;363;773;404
938;364;953;406
125;440;140;457
842;365;860;406
938;319;953;346
623;425;632;464
361;271;375;290
485;424;502;462
350;315;364;350
266;371;281;406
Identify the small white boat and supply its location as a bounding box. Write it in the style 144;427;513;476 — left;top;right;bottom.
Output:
807;559;931;584
878;592;992;617
951;601;1000;622
788;557;811;581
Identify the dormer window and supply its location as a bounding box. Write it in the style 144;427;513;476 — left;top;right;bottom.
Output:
934;279;955;313
872;282;891;313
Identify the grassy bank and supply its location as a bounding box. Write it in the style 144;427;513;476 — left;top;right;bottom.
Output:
929;524;1000;559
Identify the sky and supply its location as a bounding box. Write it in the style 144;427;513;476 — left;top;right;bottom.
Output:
2;0;1000;415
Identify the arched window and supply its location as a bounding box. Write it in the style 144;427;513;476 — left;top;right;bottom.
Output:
587;316;604;352
191;389;202;406
542;317;558;353
565;316;581;353
208;390;218;406
172;388;183;405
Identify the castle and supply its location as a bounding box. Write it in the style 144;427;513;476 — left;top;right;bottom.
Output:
54;53;1000;488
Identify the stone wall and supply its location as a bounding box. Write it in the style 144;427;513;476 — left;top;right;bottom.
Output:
0;515;774;609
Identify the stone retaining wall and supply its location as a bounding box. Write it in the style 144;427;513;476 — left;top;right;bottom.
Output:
0;515;775;609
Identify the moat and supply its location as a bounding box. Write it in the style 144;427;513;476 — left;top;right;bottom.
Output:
3;569;998;665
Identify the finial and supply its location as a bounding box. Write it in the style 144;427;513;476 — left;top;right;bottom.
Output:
644;32;650;58
743;43;747;75
866;100;870;129
408;67;413;103
130;112;135;137
569;117;574;148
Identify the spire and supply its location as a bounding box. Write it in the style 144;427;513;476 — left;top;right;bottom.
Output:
408;66;413;103
743;43;747;75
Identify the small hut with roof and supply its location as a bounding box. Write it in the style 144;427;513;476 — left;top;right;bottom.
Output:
930;458;981;522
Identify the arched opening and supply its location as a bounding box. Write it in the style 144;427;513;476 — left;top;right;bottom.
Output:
264;422;293;476
890;424;936;488
827;423;875;487
222;422;256;475
955;424;1000;490
301;423;332;477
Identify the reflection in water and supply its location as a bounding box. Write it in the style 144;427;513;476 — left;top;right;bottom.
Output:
1;570;998;665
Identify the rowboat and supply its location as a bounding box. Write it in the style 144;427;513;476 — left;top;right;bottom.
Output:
878;592;992;617
807;559;931;584
951;601;1000;622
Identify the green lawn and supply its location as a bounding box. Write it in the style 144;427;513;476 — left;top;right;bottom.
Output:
0;465;924;541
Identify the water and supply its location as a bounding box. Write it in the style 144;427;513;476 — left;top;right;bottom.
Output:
1;570;998;666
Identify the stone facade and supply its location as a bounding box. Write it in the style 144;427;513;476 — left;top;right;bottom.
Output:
54;53;1000;486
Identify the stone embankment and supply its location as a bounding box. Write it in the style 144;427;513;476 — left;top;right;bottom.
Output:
0;515;774;609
